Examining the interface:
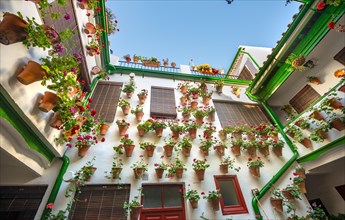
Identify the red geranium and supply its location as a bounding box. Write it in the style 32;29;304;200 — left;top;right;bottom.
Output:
317;1;326;10
328;21;335;29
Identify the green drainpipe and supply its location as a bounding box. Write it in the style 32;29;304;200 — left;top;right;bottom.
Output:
252;101;299;220
40;155;70;220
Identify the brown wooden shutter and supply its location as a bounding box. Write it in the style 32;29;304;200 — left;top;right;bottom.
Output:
0;185;48;220
69;184;130;220
289;85;320;114
213;101;270;127
150;86;177;119
237;66;253;80
90;81;123;123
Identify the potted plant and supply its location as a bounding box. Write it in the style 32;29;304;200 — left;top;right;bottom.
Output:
116;119;130;136
142;57;160;68
168;120;184;139
203;190;222;211
230;138;243;156
295;165;306;179
286;53;306;71
105;8;118;35
199;137;215;156
271;140;285;157
329;113;345;131
123;188;143;220
320;93;343;110
38;91;60;112
163;137;176;157
309;109;325;121
131;105;144;122
202;123;216;139
243;140;259;157
192;158;209;181
185;188;200;209
307;204;327;220
177;137;192;157
188;87;201;99
74;133;98;157
118;98;131;115
228;122;248;138
183;120;200;139
282;184;302;201
123;54;131;63
218;128;228;141
137;120;152;137
247;157;264;177
177;105;192;120
105;156;123;179
267;126;279;141
189;99;199;111
130;156;148;179
307;76;321;85
213;139;227;156
199;79;208;92
133;54;141;64
163;58;169;67
255;122;273;137
171;62;177;68
193;108;208;125
77;0;99;10
294;117;311;130
177;81;190;94
86;37;101;56
309;121;331;143
245;127;257;141
293;176;307;193
154;156;168;178
139;141;156;157
258;137;270;157
137;89;148;104
214;80;224;94
78;156;97;181
151;119;167;137
180;94;189;106
231;86;241;98
97;120;110;136
285;125;303;139
281;104;297;117
270;189;284;212
206;106;216;122
167;157;187;178
219;156;240;173
201;91;213;105
113;134;135;157
122;81;136;98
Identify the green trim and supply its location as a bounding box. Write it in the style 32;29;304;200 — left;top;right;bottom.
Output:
110;65;251;85
297;136;345;163
98;0;110;66
284;79;345;127
40;155;70;220
0;85;55;162
226;47;243;77
241;51;260;69
258;4;345;101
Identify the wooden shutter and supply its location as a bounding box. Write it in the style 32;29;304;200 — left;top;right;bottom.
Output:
213;100;270;127
289;85;320;114
90;81;123;123
0;185;48;220
150;86;177;119
69;184;130;220
237;66;253;80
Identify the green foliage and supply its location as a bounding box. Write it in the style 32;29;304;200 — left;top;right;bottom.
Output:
185;189;200;201
118;98;130;107
123;188;142;214
122;82;136;93
203;190;221;200
192;158;210;170
220;156;241;172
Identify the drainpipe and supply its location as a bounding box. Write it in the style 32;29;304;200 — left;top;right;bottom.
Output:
40;155;70;220
252;101;299;220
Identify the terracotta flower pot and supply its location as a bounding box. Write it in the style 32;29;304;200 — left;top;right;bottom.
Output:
135;112;144;122
180;96;188;105
163;145;174;157
189;199;198;209
282;190;295;201
328;98;343;109
50;112;62;129
218;130;227;141
232;131;242;139
137;126;146;137
130;205;142;220
272;147;283;157
0;12;28;45
84;167;97;181
330;118;345;131
138;95;147;104
316;129;328;140
208;112;215;122
155;168;164;179
172;131;180;139
17;61;47;85
219;164;229;173
78;0;90;10
216;85;223;94
195;116;204;125
188;128;197;139
175;167;184;178
296;181;307;193
309;78;320;85
192;92;199;99
39;91;59;112
125;92;133;99
270;198;283;212
182;112;191;120
271;133;279;141
112;167;122;179
78;145;91;157
309;111;324;121
124;144;135;157
249;167;260;177
300;138;312;148
259;146;270;156
180;85;187;94
99;124;110;136
91;66;101;75
194;169;205;181
203;97;211;105
338;84;345;93
133;168;145;179
296;170;306;179
246;146;257;157
121;105;130;115
155;128;164;137
118;125;129;136
231;145;241;156
215;145;225;156
199;147;209;156
203;130;213;139
190;101;198;110
182;147;191;157
41;24;59;44
84;22;96;34
145;145;156;157
211;198;220;211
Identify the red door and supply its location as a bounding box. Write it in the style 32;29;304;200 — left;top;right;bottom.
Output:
140;184;186;220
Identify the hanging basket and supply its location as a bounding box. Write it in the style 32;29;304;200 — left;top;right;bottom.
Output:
0;12;28;45
17;61;47;85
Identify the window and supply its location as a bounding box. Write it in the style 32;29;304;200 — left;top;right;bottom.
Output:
237;66;253;80
335;185;345;201
68;184;130;220
90;81;123;122
289;85;321;114
214;175;248;215
213;100;271;127
150;86;177;119
334;46;345;65
0;185;48;220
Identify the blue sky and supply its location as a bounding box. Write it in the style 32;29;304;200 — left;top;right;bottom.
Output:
107;0;301;72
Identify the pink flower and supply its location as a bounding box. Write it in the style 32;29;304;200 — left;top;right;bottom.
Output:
46;203;54;209
64;12;71;20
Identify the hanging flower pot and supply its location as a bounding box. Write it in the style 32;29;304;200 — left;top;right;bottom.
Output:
208;111;215;122
84;167;97;181
246;146;257;157
17;61;47;85
338;84;345;93
231;145;241;156
270;198;283;212
316;129;328;140
112;167;122;179
188;128;197;139
258;145;270;156
211;198;220;211
189;199;198;209
38;91;59;112
180;85;187;94
124;144;135;157
138;95;147;104
78;145;91;157
249;166;260;177
216;85;223;94
215;145;225;156
49;112;62;129
194;169;205;181
155;128;164;137
219;164;229;173
334;69;345;78
299;138;312;148
84;22;96;35
195;116;204;125
328;98;343;109
77;0;90;10
330;118;345;131
137;126;146;137
99;123;110;136
272;147;283;157
135;112;144;122
163;145;174;157
130;206;142;220
291;55;306;68
175;167;184;178
295;180;307;193
232;131;242;139
218;130;227;141
121;105;131;115
126;92;134;99
282;189;295;201
172;131;180;139
133;168;145;179
118;125;129;136
0;12;28;45
180;96;188;106
203;97;211;105
91;66;101;75
144;145;156;157
182;112;191;120
199;147;209;156
296;170;306;179
171;62;176;68
190;101;198;110
155;168;164;179
182;146;191;157
309;111;324;121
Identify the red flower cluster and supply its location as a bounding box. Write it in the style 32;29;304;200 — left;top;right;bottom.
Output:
317;1;326;10
328;21;335;29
